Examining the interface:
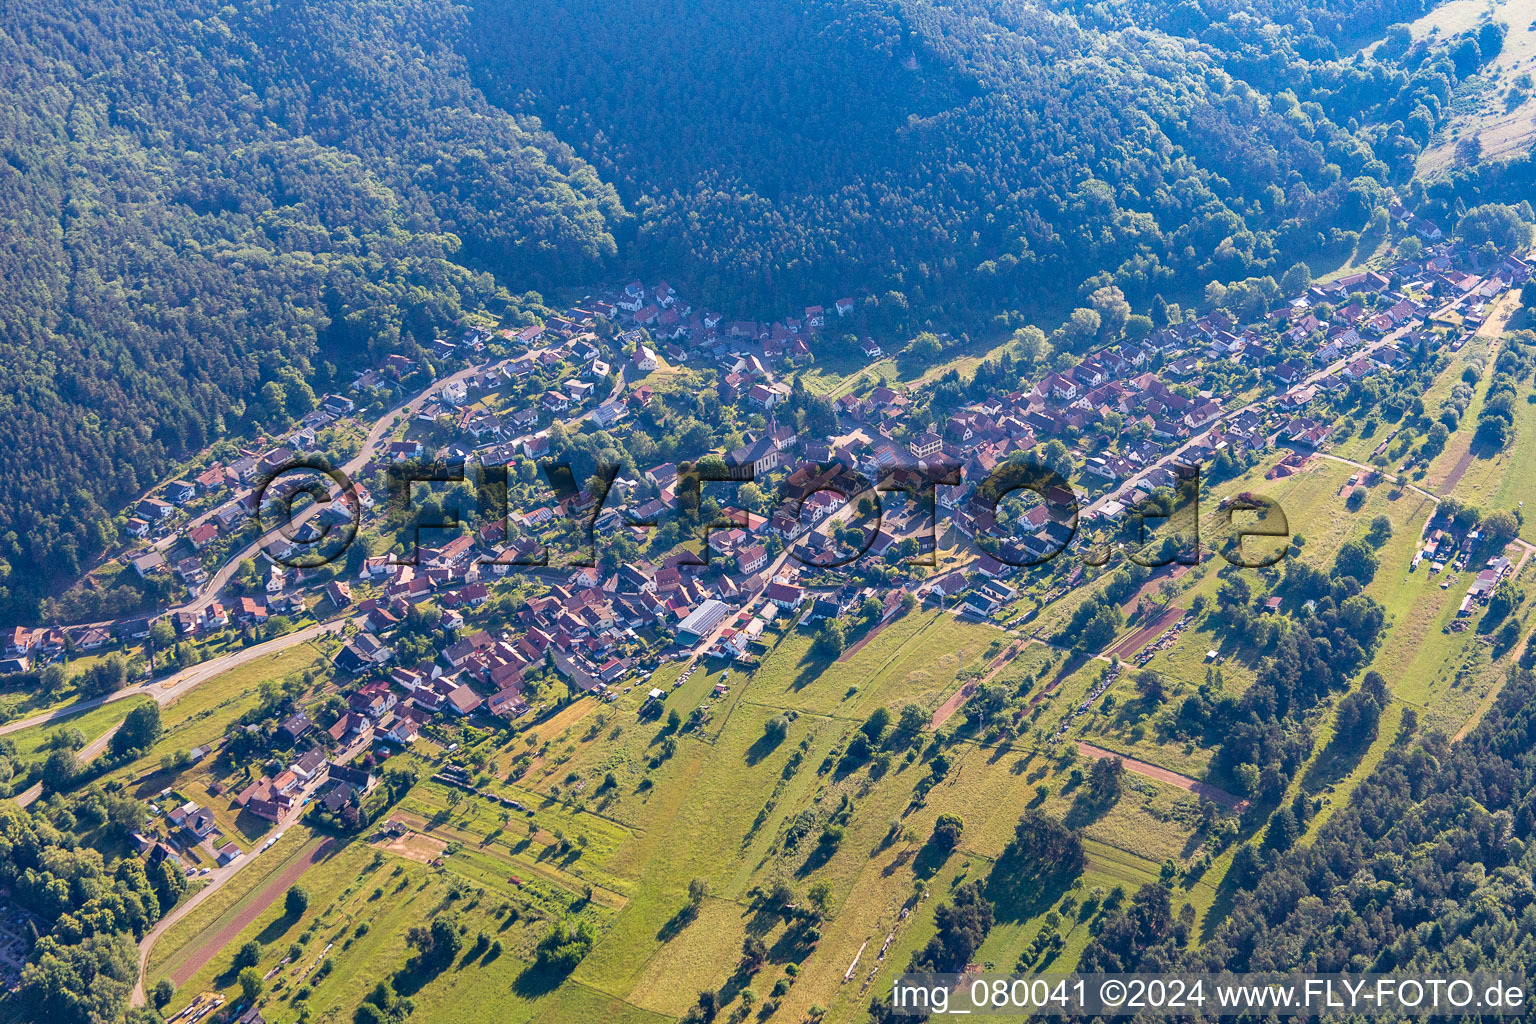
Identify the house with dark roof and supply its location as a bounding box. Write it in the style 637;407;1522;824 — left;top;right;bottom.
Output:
278;711;313;744
728;436;780;477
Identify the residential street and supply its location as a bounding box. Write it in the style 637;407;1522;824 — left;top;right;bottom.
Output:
1078;289;1488;521
127;730;371;1008
6;619;347;807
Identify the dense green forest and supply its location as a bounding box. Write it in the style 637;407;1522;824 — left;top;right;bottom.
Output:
0;784;182;1024
468;0;1477;319
1072;663;1536;988
0;0;621;618
0;0;1519;622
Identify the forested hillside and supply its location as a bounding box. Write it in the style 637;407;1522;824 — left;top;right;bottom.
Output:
0;0;622;617
0;0;1516;622
1075;664;1536;984
467;0;1466;319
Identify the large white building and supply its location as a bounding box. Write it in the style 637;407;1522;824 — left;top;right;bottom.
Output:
678;599;729;641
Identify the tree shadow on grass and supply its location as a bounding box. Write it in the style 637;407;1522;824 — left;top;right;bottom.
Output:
1062;792;1117;831
765;922;817;965
511;962;571;999
1196;865;1246;946
743;905;779;938
795;840;838;877
717;964;758;1007
881;846;915;878
983;849;1077;926
1299;724;1374;796
791;648;837;692
656;902;700;942
743;728;786;767
831;750;869;783
1105;694;1161;732
985;739;1015;765
909;840;953;881
1469;432;1503;463
645;716;680;748
391;956;451;998
255;911;300;946
1195;812;1269;944
1029;652;1093;706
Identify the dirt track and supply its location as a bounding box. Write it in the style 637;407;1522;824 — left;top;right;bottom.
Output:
930;640;1024;729
837;608;904;662
1107;605;1183;660
1076;741;1247;810
1433;291;1522;496
1439;445;1477;494
1119;564;1190;612
169;837;335;986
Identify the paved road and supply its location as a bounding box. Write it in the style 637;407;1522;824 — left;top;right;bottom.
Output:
6;620;345;808
2;620;344;739
1079;290;1488;522
179;351;622;621
674;549;793;679
15;351;626;782
128;731;368;1007
177;363;492;620
667;479;871;677
18;354;629;1002
57;362;499;634
166;837;336;988
8;724;123;808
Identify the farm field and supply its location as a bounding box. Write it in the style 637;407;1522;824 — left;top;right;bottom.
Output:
7;1;1536;1022
149;826;325;984
552;609;1208;1023
1055;431;1511;811
1429;310;1536;522
156;821;655;1024
114;640;335;843
401;323;1536;1024
136;606;1205;1024
21;326;1536;1024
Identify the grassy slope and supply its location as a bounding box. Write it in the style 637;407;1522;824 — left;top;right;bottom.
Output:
1412;0;1536;173
118;302;1536;1023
